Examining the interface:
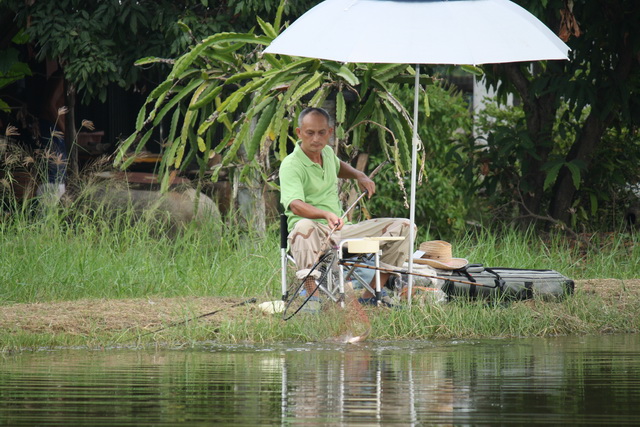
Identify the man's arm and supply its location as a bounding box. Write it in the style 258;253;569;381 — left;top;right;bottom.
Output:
289;199;344;230
338;160;376;196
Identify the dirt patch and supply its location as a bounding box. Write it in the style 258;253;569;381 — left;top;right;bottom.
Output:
0;296;253;336
576;278;640;304
1;279;639;336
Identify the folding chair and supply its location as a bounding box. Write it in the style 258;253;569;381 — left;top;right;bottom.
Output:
280;214;386;305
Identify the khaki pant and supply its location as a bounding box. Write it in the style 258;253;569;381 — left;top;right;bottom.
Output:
288;218;414;271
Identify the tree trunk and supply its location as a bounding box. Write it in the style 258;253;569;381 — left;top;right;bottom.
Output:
234;113;266;235
501;63;558;218
234;174;266;235
549;110;610;223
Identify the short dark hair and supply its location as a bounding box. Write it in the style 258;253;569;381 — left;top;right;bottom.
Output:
298;107;331;127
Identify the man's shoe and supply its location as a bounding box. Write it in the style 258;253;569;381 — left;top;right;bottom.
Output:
358;291;397;308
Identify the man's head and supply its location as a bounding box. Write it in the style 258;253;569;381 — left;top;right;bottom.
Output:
296;107;333;158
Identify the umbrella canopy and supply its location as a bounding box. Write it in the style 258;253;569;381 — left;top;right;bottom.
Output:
265;0;569;304
264;0;569;65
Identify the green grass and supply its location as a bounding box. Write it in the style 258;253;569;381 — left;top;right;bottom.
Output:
453;227;640;279
2;207;638;305
1;202;639;350
0;206;280;304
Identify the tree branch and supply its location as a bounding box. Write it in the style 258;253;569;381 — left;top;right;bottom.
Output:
513;187;596;251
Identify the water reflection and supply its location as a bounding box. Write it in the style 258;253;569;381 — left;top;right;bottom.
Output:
1;335;640;425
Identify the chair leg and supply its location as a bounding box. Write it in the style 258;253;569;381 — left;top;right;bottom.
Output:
281;248;289;301
375;249;381;303
280;214;289;301
338;248;345;308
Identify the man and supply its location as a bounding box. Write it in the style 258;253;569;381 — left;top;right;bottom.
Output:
279;107;413;305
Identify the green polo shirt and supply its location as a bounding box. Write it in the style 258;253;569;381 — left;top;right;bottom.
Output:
280;142;343;231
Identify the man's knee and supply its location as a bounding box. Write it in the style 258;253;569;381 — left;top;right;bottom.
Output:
289;219;322;249
398;219;414;236
290;219;316;240
385;218;413;237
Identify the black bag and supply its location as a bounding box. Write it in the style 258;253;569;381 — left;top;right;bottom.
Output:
442;264;574;301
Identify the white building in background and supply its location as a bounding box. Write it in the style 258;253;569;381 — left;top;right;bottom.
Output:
471;76;515;143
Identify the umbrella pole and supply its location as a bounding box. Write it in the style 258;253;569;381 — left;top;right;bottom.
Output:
408;64;420;309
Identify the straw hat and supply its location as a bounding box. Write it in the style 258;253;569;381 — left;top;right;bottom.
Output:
413;240;468;270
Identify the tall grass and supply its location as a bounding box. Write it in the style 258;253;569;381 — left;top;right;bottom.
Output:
453;227;640;279
1;203;280;304
1;200;638;306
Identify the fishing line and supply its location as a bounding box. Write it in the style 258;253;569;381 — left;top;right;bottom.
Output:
138;297;257;337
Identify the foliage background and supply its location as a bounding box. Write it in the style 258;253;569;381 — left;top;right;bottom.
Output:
1;0;640;235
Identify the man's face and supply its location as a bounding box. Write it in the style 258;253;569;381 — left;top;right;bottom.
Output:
296;112;333;156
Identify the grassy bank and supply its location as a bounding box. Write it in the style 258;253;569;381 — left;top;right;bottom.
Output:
1;207;639;350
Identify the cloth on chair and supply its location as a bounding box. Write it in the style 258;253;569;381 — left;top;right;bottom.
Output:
288;217;414;274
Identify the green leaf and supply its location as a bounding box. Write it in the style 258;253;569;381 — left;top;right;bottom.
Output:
351;93;377;126
169;33;271;80
256;16;277;39
290;71;324;104
543;162;562;190
336;65;360;86
114;133;137;165
177;21;191;34
189;84;223;110
165;136;182;168
177;84;208;164
460;65;484;76
336;90;346;124
153;78;204;126
308;84;331;108
239;162;255;182
135;105;147;131
423;90;430;118
247;100;277;159
372;64;410;82
566;161;582;190
216;87;248;114
274;0;286;34
134;56;171;66
221;120;251;166
0;98;10;113
225;70;264;86
262;53;282;69
263;57;317;78
351;123;363;148
148;80;174;101
589;193;598;216
168;107;181;143
118;129;153;170
11;29;29;45
278;118;291;161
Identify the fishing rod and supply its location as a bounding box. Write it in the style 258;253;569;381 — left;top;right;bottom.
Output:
338;261;499;288
323;160;390;244
138;297;257;337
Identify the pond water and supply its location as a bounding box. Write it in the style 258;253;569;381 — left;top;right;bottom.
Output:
1;334;639;425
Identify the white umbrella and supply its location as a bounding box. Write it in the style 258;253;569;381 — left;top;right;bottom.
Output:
265;0;569;304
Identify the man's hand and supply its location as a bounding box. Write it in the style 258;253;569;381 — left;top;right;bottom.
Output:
290;199;344;230
357;174;376;198
339;161;376;198
325;212;344;230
